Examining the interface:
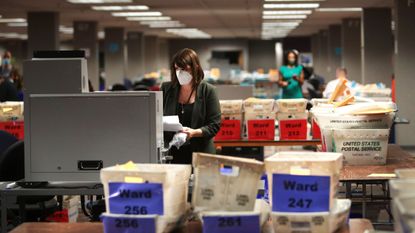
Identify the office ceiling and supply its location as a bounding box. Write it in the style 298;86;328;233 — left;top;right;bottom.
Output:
0;0;393;40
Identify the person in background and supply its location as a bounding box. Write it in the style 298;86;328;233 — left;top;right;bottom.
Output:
0;74;19;102
323;67;351;98
9;68;23;101
161;48;221;164
0;51;13;80
277;50;304;99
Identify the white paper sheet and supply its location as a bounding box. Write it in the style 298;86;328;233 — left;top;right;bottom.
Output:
163;115;183;132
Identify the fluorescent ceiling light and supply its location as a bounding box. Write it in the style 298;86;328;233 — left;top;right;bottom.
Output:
127;16;171;21
92;5;149;11
263;22;299;26
59;26;74;34
149;24;184;28
264;3;319;9
0;33;27;40
98;31;105;39
141;21;185;28
166;28;211;39
112;11;162;17
263;19;303;23
7;22;28;27
140;20;181;25
316;8;362;12
263;15;307;19
262;24;298;28
263;10;312;15
68;0;132;3
0;18;26;23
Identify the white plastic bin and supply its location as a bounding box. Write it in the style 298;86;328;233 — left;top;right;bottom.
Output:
332;129;390;165
310;98;329;107
0;101;24;121
270;199;351;233
220;100;244;121
276;99;308;113
314;112;395;130
265;152;343;210
389;179;415;233
390;179;415;199
100;163;191;220
277;112;309;121
192;153;264;212
395;169;415;179
243;98;275;113
394;196;415;233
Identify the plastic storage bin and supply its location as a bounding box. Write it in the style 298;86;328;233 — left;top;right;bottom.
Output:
265;152;343;210
390;179;415;199
394;196;415;233
277;112;309;121
220;100;244;121
0;101;24;121
270;199;351;233
389;179;415;233
243;98;275;113
395;169;415;179
276;99;308;113
192;153;264;212
314;112;395;130
100;163;191;221
332;129;390;165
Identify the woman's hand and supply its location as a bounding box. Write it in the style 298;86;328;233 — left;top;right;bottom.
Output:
278;81;288;87
181;127;203;140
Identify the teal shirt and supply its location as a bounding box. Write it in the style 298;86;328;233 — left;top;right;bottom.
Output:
279;65;304;99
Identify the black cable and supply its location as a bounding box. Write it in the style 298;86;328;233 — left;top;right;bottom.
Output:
80;195;92;219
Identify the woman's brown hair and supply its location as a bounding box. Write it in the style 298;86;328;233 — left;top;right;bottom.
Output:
170;48;204;89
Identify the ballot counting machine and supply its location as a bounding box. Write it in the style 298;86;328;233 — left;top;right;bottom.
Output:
23;51;164;182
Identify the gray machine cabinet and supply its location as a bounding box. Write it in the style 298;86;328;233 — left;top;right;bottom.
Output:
24;92;163;182
23;58;89;95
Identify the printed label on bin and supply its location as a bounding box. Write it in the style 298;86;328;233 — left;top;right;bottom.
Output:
108;182;163;215
247;119;275;140
0;121;24;140
102;215;156;233
272;174;330;212
279;119;307;140
202;215;260;233
215;120;241;140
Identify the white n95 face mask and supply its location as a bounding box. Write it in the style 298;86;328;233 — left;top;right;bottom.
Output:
176;70;193;85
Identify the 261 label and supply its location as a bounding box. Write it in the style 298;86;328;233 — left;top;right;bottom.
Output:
202;215;260;233
218;217;241;227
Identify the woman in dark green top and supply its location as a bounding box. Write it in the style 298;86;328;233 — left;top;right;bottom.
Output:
278;50;304;99
161;48;221;164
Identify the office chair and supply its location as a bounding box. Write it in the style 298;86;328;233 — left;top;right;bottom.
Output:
0;140;24;181
0;141;57;225
0;130;18;157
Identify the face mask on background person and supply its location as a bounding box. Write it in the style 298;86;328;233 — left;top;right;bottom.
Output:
288;59;296;65
176;69;192;85
2;58;10;66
